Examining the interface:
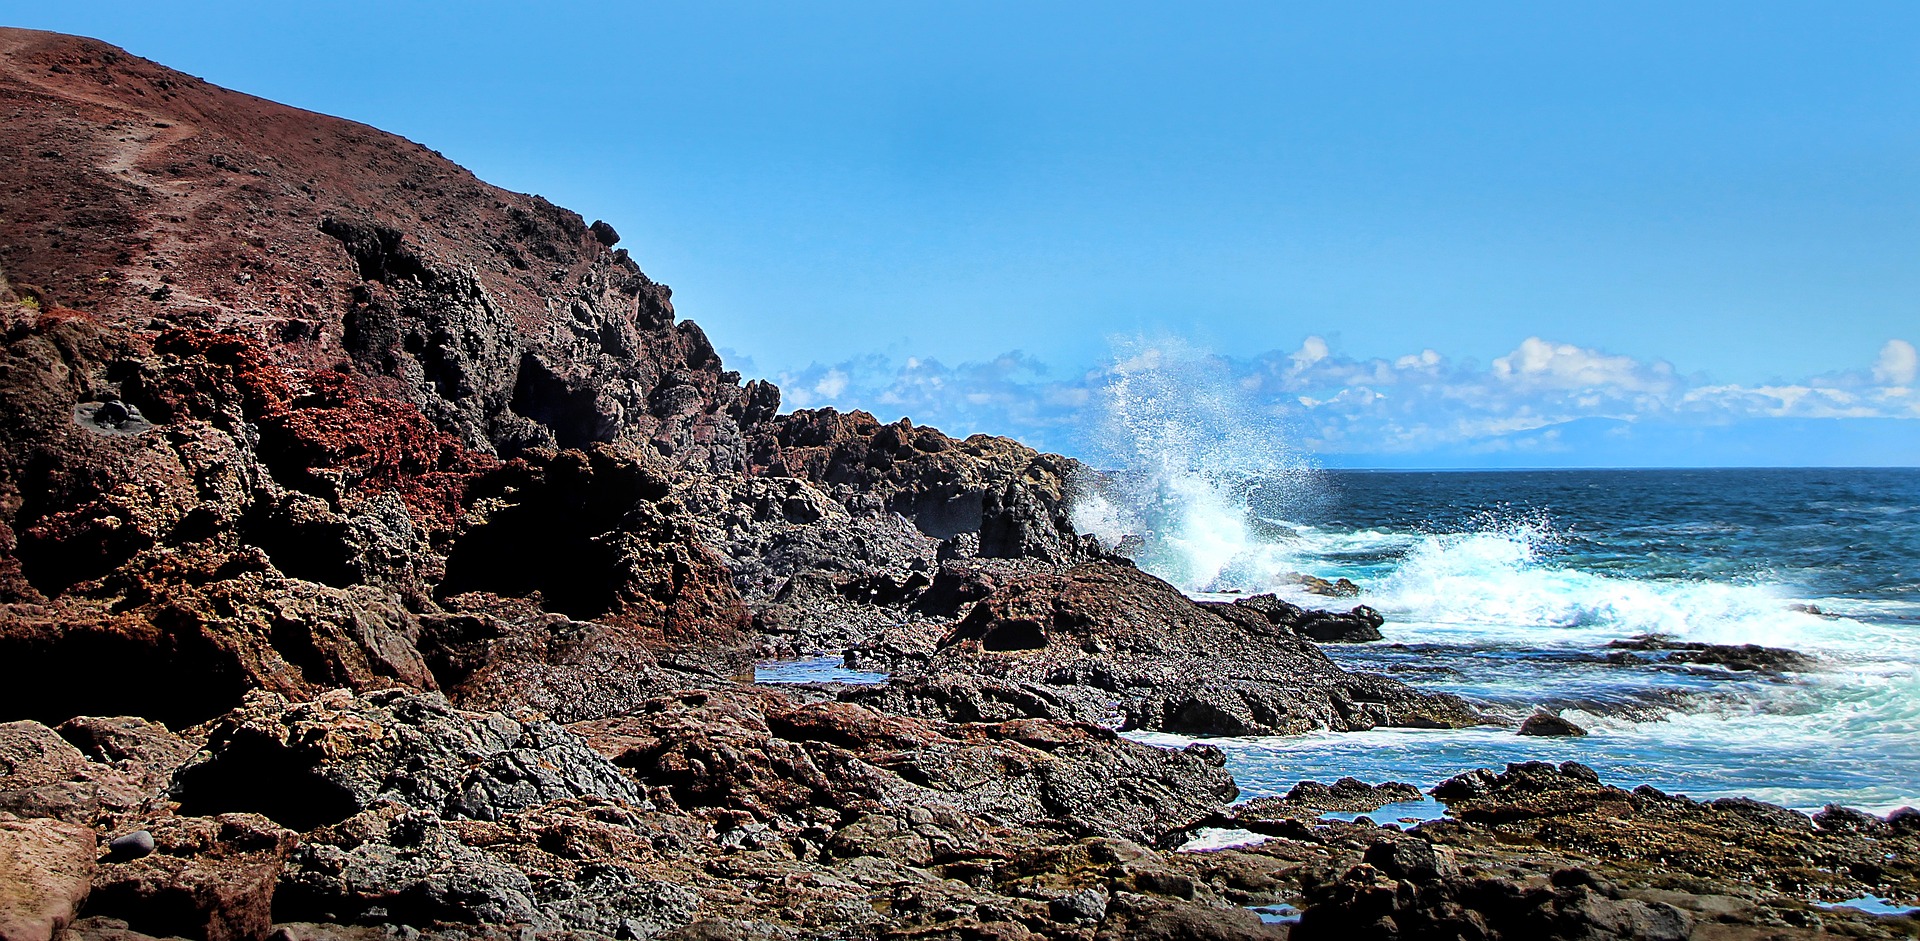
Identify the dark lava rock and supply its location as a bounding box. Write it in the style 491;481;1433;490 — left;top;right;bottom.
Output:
853;562;1480;736
87;813;297;941
1281;778;1425;814
0;720;160;827
1428;761;1920;902
170;689;646;831
1291;574;1361;597
1518;712;1589;737
1607;635;1816;675
277;802;699;935
751;409;1098;566
1295;850;1693;941
1210;593;1385;643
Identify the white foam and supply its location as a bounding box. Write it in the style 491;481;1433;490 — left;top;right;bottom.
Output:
1077;337;1920;811
1073;336;1322;593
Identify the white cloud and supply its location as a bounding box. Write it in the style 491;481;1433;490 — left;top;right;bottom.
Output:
813;368;848;399
1290;336;1330;369
1874;339;1917;386
759;333;1918;457
1491;337;1675;393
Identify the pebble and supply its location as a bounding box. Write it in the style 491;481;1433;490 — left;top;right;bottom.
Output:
109;829;155;858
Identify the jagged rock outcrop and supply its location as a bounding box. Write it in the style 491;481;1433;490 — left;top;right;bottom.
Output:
1606;634;1817;675
1295;841;1694;941
0;29;762;471
1425;760;1920;902
85;813;297;941
748;410;1096;565
847;562;1482;736
170;689;647;831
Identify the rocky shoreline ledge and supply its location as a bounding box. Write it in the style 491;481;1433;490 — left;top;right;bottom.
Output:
0;28;1914;941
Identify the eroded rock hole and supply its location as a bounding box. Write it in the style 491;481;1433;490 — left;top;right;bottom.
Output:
980;620;1048;652
439;501;621;620
171;731;360;831
510;352;608;451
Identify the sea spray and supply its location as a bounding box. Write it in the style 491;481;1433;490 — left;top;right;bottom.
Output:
1074;347;1920;808
1071;336;1321;592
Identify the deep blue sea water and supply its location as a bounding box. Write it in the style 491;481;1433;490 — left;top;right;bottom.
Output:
759;466;1920;813
1118;467;1920;813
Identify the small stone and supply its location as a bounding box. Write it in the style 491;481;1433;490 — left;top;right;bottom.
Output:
94;401;130;426
589;220;621;246
1518;712;1588;737
107;829;154;859
1049;887;1108;923
1363;838;1458;882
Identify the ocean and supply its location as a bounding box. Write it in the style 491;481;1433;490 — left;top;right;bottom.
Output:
1109;466;1920;814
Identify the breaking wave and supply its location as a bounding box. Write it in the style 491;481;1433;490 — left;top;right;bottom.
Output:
1077;338;1920;809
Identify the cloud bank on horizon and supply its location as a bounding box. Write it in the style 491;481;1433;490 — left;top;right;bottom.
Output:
747;336;1920;468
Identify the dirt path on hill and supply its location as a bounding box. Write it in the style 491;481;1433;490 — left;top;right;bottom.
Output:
0;30;220;308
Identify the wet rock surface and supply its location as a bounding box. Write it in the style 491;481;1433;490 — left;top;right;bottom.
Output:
1250;778;1427;818
1606;635;1817;675
1517;712;1589;737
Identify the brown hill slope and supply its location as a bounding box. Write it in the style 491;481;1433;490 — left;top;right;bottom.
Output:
0;26;767;467
0;28;1092;727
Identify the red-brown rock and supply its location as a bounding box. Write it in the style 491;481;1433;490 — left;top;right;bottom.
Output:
0;813;96;941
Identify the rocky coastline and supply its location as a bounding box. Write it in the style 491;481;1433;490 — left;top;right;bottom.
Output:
1;28;1914;941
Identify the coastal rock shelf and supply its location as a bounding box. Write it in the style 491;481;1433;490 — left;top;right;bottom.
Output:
0;26;1914;941
844;561;1482;736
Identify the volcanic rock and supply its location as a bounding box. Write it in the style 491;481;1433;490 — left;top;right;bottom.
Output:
170;688;646;831
851;562;1480;736
1294;849;1693;941
1278;778;1425;815
1518;712;1588;737
86;813;297;941
1212;594;1385;643
0;721;158;827
0;813;95;941
751;410;1096;565
571;686;1237;848
1427;761;1920;902
1606;635;1816;675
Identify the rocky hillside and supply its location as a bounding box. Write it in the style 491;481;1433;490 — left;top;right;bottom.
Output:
3;28;1916;941
0;26;1096;726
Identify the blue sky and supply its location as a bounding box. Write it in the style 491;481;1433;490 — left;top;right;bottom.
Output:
6;2;1917;465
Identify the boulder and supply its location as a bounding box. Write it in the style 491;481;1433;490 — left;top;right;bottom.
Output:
0;721;153;827
1606;635;1815;675
1518;712;1588;737
572;687;1238;848
170;689;646;831
0;813;95;941
1294;855;1693;941
1217;594;1383;643
1269;778;1424;815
